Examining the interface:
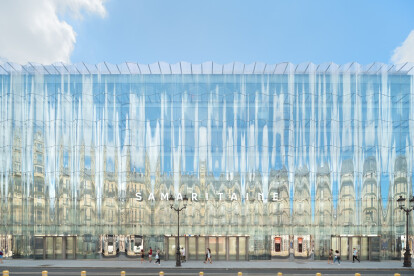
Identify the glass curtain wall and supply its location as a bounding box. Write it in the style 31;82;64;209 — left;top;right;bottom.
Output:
0;63;413;260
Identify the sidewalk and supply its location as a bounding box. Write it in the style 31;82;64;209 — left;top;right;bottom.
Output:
0;258;413;271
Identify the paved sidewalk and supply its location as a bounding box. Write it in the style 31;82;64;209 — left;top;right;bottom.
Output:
0;259;413;271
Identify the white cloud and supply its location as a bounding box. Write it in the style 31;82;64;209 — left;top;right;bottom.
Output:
391;30;414;64
0;0;106;65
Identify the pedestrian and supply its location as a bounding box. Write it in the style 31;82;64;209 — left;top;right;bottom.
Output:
204;248;208;263
0;248;3;264
206;248;212;264
148;247;153;263
352;248;360;263
328;249;333;264
181;247;186;263
333;250;340;265
155;250;161;265
140;248;145;263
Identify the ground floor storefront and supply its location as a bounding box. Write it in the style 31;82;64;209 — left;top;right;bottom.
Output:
1;234;413;261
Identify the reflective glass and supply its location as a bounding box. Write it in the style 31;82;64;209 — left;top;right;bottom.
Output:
0;70;412;260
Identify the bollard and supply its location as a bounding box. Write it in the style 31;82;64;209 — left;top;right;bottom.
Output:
355;274;361;276
199;272;204;276
3;271;9;276
121;271;126;276
159;272;164;276
238;272;243;276
42;271;48;276
81;271;87;276
394;274;400;276
277;273;283;276
316;273;321;276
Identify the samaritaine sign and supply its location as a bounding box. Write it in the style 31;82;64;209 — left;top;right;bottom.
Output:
135;192;279;202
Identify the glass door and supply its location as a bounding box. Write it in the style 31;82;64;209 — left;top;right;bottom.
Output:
340;237;348;260
55;237;63;259
218;237;226;260
168;237;176;260
45;237;54;259
66;237;75;259
197;237;206;261
361;237;369;260
351;236;360;261
209;237;217;261
34;237;44;259
239;237;246;261
229;237;237;260
188;237;196;260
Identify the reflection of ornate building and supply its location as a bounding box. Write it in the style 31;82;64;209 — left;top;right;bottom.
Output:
268;169;290;226
315;165;332;227
361;157;379;232
338;160;356;229
1;62;413;260
293;167;311;227
33;131;49;234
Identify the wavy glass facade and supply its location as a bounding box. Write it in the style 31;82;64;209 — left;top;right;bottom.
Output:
0;62;413;260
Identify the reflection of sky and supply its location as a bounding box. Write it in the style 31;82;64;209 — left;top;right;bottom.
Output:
0;71;413;213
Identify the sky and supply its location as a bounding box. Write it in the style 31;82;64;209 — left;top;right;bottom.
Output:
0;0;413;65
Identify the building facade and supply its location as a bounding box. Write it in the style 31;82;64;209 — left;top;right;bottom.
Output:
0;61;413;261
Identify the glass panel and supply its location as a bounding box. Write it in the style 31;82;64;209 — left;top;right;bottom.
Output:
45;237;54;259
331;236;339;252
34;237;44;259
340;237;348;260
361;237;369;260
168;237;176;260
209;237;217;261
352;237;360;261
239;237;246;260
76;236;83;259
55;237;63;259
197;237;206;261
66;237;74;259
3;68;413;260
218;237;226;260
179;237;185;254
229;237;237;260
188;237;196;260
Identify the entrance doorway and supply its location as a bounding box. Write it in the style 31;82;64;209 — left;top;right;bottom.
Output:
165;236;248;261
331;235;380;261
33;235;76;259
271;235;289;258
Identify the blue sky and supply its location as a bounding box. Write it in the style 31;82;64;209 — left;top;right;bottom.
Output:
1;0;414;65
69;0;414;64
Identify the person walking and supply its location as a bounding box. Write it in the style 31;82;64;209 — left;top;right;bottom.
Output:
352;248;360;263
0;248;3;264
204;248;208;263
181;247;186;263
333;250;341;265
140;248;145;263
328;249;333;264
155;250;161;265
206;248;212;264
148;247;153;263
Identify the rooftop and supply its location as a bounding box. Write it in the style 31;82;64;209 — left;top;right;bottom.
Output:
0;62;413;75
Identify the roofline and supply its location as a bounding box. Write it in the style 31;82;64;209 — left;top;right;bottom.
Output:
0;61;413;75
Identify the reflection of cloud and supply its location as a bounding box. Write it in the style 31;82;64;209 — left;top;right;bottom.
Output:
0;0;106;64
391;30;414;64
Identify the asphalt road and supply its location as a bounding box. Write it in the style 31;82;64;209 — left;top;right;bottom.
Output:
0;267;412;276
